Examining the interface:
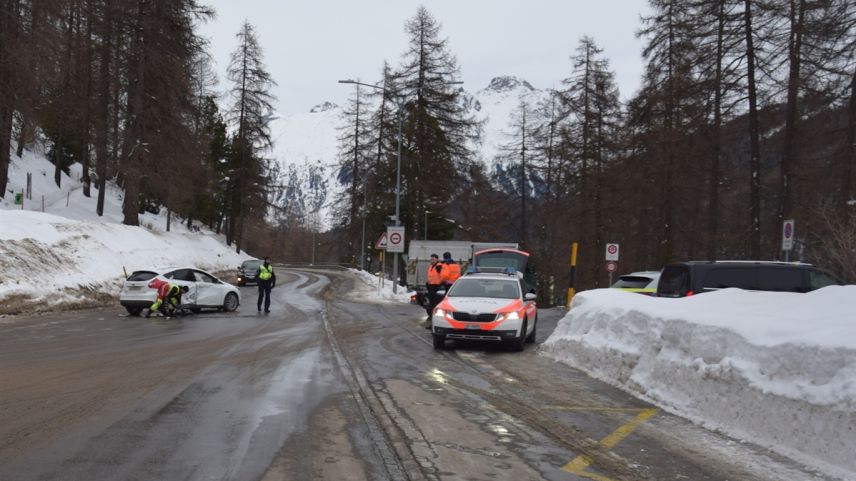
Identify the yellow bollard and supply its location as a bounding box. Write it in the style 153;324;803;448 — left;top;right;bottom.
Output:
567;242;578;310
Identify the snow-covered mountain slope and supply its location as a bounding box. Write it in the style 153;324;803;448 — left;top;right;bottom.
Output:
472;75;542;169
269;76;548;229
269;102;344;229
0;143;249;314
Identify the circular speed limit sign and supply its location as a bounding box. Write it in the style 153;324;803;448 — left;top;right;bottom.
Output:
606;261;618;273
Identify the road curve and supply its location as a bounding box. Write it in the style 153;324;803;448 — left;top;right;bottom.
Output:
0;269;842;481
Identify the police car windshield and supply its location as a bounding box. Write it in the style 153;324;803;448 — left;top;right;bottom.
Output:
448;279;520;299
242;260;262;270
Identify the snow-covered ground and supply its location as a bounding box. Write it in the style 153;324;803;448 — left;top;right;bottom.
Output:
541;287;856;479
0;144;250;314
347;268;415;305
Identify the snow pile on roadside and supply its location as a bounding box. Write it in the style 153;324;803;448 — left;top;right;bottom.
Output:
541;287;856;477
0;210;249;311
347;268;414;304
1;144;249;313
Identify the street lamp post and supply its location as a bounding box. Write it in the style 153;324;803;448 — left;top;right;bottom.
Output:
424;210;430;240
338;78;462;293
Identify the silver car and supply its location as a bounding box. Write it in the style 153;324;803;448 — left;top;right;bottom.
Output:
119;267;241;316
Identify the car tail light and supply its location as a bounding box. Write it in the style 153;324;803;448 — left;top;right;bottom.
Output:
686;290;695;297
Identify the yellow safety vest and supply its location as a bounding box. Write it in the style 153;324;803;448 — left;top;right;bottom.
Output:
259;264;273;280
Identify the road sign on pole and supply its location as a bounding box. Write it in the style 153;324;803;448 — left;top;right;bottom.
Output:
605;243;619;261
606;260;618;286
782;219;795;251
374;232;388;250
386;226;405;253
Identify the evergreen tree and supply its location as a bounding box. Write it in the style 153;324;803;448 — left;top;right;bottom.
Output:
334;82;374;261
226;20;277;253
394;6;481;238
638;0;703;263
497;99;538;246
121;0;212;226
559;37;622;286
364;63;400;236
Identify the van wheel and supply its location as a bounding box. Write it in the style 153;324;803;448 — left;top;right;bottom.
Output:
125;306;143;316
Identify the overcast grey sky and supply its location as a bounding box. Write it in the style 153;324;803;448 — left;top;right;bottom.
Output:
199;1;653;116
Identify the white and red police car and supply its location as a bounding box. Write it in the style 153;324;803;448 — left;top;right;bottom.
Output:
430;269;537;351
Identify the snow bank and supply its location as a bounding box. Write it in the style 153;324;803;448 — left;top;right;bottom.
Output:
347;268;414;304
0;210;248;310
1;144;249;312
541;288;856;477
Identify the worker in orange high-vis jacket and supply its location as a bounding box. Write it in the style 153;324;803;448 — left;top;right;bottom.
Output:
441;251;461;289
425;253;446;325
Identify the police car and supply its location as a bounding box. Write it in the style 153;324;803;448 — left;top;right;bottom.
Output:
430;268;537;351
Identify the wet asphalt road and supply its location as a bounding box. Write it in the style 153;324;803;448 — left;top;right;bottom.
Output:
0;269;843;481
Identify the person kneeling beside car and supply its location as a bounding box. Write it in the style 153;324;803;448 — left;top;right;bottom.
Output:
146;278;189;318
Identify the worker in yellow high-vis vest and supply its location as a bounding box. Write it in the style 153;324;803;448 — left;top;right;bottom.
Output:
256;257;276;313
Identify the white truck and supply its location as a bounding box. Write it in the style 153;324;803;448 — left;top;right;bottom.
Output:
404;240;518;306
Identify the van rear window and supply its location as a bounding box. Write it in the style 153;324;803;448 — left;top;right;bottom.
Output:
657;266;689;297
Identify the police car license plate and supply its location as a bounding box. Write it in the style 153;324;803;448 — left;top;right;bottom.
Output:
466;324;481;330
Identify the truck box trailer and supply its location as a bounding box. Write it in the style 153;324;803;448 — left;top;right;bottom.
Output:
405;240;518;305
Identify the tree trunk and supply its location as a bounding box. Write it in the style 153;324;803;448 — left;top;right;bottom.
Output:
660;3;676;265
79;0;93;198
0;105;11;199
95;0;112;216
15;115;29;157
122;0;146;226
1;0;20;195
707;0;726;260
778;0;806;254
235;212;244;254
520;107;527;247
745;0;762;259
843;64;856;208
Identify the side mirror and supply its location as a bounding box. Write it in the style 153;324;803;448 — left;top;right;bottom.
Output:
524;293;537;301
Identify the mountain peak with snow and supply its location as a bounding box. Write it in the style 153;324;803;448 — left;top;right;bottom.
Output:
483;76;535;94
309;102;339;113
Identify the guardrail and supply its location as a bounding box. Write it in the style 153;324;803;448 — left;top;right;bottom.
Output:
273;263;350;271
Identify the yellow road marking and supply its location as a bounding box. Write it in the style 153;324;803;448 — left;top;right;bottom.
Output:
546;406;652;413
562;408;658;481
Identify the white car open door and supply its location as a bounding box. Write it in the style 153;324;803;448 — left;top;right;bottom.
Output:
192;270;222;307
164;269;199;306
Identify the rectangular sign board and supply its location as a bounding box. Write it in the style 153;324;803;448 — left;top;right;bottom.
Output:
386;226;405;253
782;219;795;251
605;243;620;261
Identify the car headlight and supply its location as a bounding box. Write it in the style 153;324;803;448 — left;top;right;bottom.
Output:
502;311;520;321
434;308;446;317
